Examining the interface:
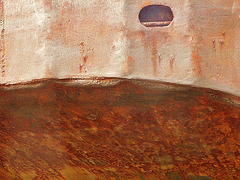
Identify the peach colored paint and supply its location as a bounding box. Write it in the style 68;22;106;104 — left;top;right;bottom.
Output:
1;0;240;96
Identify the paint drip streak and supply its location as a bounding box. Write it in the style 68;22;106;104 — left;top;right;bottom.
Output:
0;0;5;77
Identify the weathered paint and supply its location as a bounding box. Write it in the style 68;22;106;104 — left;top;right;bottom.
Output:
0;0;5;77
1;0;240;97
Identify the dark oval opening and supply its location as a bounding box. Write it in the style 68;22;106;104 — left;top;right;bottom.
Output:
139;5;173;27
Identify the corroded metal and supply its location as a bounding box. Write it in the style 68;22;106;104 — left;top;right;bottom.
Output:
0;79;239;179
1;1;240;179
141;21;172;27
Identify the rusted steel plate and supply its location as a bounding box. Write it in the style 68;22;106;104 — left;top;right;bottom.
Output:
0;79;239;179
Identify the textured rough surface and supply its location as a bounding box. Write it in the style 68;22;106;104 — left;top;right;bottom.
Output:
0;0;240;96
0;79;240;179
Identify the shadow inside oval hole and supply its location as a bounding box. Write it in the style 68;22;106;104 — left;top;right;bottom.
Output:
139;5;174;27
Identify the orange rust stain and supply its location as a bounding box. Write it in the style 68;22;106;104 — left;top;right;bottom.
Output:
219;39;224;49
151;34;158;76
50;2;118;46
158;55;161;66
141;31;159;77
212;38;216;49
126;31;146;39
170;56;175;70
222;31;226;38
78;42;91;73
123;56;134;75
83;55;88;64
49;2;78;45
79;65;83;73
191;49;202;76
79;55;88;73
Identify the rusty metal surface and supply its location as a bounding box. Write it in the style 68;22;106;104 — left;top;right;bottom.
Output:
141;21;172;27
0;79;239;179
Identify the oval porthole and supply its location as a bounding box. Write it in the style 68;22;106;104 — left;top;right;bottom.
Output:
139;5;173;27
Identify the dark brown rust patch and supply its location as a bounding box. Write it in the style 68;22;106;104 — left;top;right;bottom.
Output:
0;79;239;179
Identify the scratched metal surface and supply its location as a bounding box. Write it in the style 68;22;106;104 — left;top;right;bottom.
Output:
0;79;239;179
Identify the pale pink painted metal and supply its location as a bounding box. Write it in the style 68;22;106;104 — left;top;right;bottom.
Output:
1;0;240;96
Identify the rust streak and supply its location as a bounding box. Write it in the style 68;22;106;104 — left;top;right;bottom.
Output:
170;55;175;70
191;49;202;77
141;21;172;27
151;33;158;77
158;55;161;66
